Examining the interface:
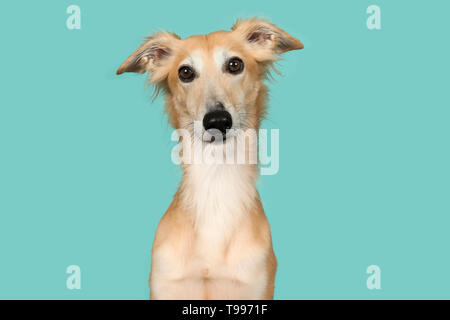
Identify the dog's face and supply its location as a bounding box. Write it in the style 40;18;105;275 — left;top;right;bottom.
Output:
117;18;303;141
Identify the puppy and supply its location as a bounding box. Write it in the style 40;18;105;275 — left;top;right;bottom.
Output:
117;18;303;300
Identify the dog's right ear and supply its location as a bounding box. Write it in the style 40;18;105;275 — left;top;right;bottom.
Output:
116;32;180;80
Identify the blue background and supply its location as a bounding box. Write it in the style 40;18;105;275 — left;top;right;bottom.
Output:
0;0;449;299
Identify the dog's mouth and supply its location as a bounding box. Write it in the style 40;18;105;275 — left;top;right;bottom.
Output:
188;119;240;144
203;129;233;144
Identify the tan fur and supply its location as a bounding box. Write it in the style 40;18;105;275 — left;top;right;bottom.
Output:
117;18;303;300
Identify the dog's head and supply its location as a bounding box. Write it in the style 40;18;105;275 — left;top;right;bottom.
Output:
117;18;303;141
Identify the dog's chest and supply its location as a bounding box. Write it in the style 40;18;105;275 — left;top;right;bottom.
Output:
182;164;257;234
151;165;269;299
181;164;261;276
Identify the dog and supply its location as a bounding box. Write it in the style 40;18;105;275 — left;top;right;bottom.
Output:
116;18;303;300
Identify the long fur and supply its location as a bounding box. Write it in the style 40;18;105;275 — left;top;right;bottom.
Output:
117;18;303;300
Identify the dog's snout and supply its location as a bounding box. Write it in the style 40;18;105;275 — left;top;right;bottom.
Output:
203;110;232;135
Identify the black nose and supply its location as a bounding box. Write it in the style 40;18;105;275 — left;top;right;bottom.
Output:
203;110;233;135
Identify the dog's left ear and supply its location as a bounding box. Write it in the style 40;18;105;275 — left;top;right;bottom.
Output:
232;18;303;62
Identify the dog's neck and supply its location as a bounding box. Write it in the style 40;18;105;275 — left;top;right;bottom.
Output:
180;163;258;236
178;137;260;237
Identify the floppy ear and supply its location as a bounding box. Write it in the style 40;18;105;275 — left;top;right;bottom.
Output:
116;32;180;78
232;18;303;62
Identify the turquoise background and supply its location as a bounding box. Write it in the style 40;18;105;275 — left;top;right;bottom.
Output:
0;0;449;299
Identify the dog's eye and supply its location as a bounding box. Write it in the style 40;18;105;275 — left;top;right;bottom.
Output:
178;66;195;82
226;57;244;75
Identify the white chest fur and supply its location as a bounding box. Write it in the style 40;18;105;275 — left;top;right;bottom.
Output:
181;164;258;239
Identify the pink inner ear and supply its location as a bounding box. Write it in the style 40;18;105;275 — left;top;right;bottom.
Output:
248;31;272;45
135;47;170;68
248;32;262;43
153;48;169;60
